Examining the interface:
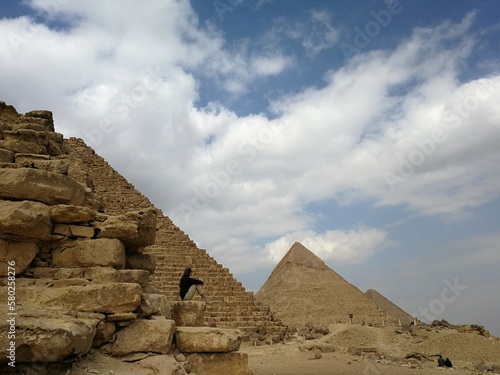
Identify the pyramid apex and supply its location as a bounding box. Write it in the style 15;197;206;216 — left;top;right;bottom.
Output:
276;242;329;270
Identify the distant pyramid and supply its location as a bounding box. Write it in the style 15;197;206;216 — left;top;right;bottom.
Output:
365;289;413;324
255;242;395;329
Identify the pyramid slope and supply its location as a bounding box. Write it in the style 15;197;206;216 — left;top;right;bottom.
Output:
256;243;395;329
365;289;413;324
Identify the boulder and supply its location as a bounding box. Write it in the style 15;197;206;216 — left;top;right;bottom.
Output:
0;168;86;206
112;319;176;356
99;209;156;247
175;327;243;353
0;200;51;240
139;355;187;375
184;352;248;375
138;293;172;318
126;252;156;273
17;282;142;314
171;301;206;327
0;240;39;276
0;305;98;363
50;204;97;223
52;238;126;268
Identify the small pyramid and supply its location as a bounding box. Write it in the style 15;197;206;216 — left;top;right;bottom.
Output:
365;289;413;324
255;242;395;329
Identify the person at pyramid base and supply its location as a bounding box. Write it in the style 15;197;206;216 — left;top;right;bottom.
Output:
179;267;211;303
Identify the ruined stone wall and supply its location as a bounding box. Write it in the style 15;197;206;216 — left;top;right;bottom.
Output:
64;138;284;333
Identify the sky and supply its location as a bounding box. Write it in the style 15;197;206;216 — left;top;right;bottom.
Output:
1;0;499;335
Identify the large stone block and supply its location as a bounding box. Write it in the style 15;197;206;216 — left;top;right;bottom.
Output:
25;282;142;314
52;238;126;268
172;301;206;327
139;355;187;375
91;268;150;288
126;252;156;273
0;305;98;363
112;319;176;356
0;200;51;241
184;352;248;375
138;293;172;318
0;168;86;205
0;148;14;162
49;204;97;223
99;208;156;247
0;139;47;154
175;327;243;353
0;240;39;276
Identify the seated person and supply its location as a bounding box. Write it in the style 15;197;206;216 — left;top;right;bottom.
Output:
179;267;210;303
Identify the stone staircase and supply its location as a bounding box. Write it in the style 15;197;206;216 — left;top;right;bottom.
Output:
64;137;285;333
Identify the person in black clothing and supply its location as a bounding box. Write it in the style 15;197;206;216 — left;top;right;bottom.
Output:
179;268;210;302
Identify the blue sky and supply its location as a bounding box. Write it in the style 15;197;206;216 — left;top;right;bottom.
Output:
1;0;499;335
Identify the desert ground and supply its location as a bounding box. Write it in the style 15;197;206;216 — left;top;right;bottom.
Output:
21;322;497;375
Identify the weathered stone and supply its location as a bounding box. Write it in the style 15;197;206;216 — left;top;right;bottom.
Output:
0;148;14;162
175;327;243;353
24;110;54;129
0;305;98;363
51;278;90;287
0;200;51;240
12;122;50;132
126;252;156;273
184;352;248;375
19;282;142;314
99;208;156;247
0;240;39;276
84;267;149;287
107;312;137;322
0;139;47;154
50;204;97;223
32;267;84;279
112;319;176;356
3;129;63;146
139;355;187;375
0;168;86;205
171;301;206;327
138;293;172;318
68;225;96;238
93;321;116;347
0;101;20;122
52;238;126;268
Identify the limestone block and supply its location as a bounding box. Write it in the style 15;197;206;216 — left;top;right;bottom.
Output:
16;157;69;174
0;306;97;363
175;327;243;353
0;240;39;276
3;129;63;146
68;225;96;238
25;282;142;314
112;319;176;356
32;267;84;279
126;252;156;273
93;321;116;347
171;301;206;327
0;168;86;205
139;355;188;375
184;352;248;375
0;101;20;121
50;204;97;223
138;293;172;318
99;208;156;247
0;139;47;154
92;269;150;288
0;148;14;162
12;122;50;132
24;110;54;126
0;200;51;240
52;238;126;268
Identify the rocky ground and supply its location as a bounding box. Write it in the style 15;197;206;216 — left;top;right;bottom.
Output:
11;322;498;375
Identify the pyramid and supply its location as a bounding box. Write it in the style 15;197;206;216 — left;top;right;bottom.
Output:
255;242;396;329
64;137;285;332
365;289;413;324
